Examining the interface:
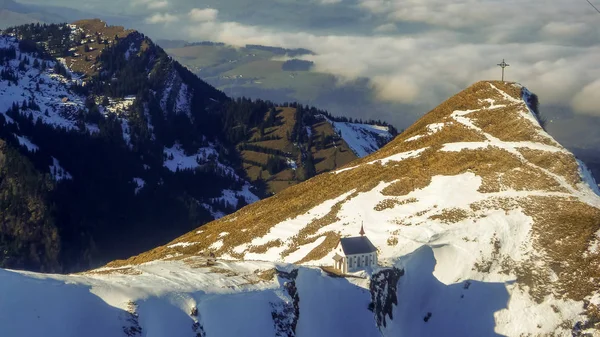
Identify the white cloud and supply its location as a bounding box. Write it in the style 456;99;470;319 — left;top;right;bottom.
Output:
132;0;168;10
189;8;219;22
146;13;178;24
183;0;600;117
148;1;168;9
540;22;589;38
572;80;600;116
374;23;397;33
371;75;420;103
316;0;342;4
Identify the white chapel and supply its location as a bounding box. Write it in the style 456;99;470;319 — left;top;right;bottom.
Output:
332;224;377;273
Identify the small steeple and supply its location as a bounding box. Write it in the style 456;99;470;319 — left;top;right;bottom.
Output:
359;222;365;236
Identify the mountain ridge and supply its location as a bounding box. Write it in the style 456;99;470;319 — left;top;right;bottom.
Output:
0;20;394;272
101;80;600;335
0;80;598;336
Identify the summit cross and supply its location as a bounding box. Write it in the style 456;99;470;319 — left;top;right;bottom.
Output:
497;59;510;82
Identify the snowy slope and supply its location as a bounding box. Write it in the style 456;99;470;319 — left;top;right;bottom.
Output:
163;142;259;212
1;33;259;219
578;159;600;196
110;81;600;336
0;260;379;337
326;119;394;157
0;36;95;131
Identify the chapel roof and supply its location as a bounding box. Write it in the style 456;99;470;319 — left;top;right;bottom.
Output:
339;236;377;255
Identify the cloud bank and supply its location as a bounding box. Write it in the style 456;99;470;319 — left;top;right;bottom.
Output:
132;0;169;10
145;12;177;24
142;0;600;119
189;8;218;22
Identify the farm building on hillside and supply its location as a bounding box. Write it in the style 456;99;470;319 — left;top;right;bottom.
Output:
332;224;377;273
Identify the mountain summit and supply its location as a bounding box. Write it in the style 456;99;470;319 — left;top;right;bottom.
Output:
100;80;599;336
2;81;595;336
118;80;600;267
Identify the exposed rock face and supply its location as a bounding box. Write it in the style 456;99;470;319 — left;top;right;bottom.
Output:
369;267;404;329
271;269;300;337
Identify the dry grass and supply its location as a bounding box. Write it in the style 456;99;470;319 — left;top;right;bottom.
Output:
294;232;341;264
521;196;600;301
67;19;135;78
209;267;239;277
244;165;263;181
392;219;413;226
268;179;296;193
469;197;522;213
109;143;569;266
311;120;357;173
182;257;211;269
518;149;580;187
240;107;357;194
478;166;568;194
429;208;470;224
374;197;419;211
387;236;399;246
397;121;488;154
582;302;600;332
248;239;283;254
255;268;277;282
473;195;600;303
241;150;270;166
249;108;296;151
382;176;432;197
469;106;555;147
374;199;400;211
282;194;352;259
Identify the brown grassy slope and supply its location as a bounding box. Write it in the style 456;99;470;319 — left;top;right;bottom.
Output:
240;107;298;193
240;107;358;194
107;80;599;301
66;19;135;77
311;120;357;173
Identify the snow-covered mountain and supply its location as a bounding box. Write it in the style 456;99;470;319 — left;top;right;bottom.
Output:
2;81;599;336
0;21;394;273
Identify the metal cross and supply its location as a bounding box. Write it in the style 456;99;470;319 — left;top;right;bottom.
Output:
497;59;510;82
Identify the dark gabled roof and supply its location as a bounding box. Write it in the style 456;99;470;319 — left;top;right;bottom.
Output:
339;236;377;255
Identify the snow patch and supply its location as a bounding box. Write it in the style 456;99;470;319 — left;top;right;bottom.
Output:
427;123;445;133
209;240;224;251
124;43;138;60
328;119;393;157
133;178;145;194
0;37;96;133
287;158;297;170
405;134;424;142
167;242;198;249
15;135;39;152
284;236;327;264
50;157;73;181
334;148;428;174
163;143;217;172
577;159;600;196
104;97;135;115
